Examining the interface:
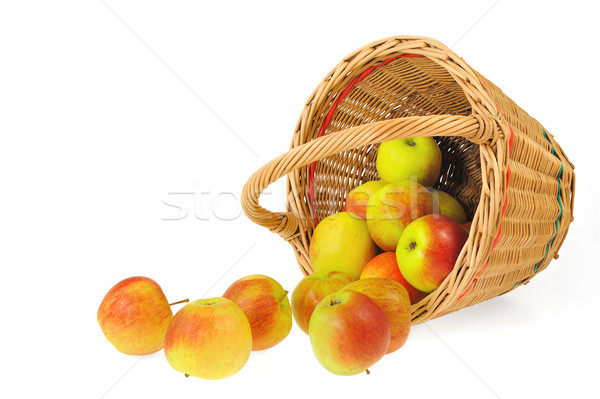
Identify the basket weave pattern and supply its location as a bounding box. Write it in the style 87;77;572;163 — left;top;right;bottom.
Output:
242;36;574;324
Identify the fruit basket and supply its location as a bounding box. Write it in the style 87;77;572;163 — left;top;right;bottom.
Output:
241;36;575;324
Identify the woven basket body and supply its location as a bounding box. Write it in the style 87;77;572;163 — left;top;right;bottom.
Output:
242;36;575;324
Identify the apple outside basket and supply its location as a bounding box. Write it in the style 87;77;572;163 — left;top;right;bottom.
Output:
241;36;575;324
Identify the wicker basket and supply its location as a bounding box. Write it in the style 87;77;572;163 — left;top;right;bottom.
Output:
241;36;575;324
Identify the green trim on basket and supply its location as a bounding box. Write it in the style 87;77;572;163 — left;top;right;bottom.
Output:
534;130;564;273
512;129;564;289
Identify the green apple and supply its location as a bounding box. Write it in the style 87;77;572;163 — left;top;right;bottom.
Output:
309;212;378;280
376;137;442;186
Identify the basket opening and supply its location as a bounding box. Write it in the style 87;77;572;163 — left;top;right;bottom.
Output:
311;55;482;223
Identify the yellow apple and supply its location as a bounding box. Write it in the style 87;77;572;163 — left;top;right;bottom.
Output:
223;275;292;351
164;297;252;379
291;271;354;334
309;212;378;280
343;180;387;219
430;189;468;224
366;181;433;251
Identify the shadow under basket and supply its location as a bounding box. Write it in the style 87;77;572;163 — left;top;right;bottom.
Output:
241;36;575;324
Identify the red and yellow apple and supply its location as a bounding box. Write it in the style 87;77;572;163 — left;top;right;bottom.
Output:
291;271;354;334
430;189;468;224
343;180;387;219
360;252;428;304
223;274;292;351
397;214;469;293
376;137;442;186
164;297;252;379
366;181;433;251
97;276;173;355
345;278;411;354
309;290;390;375
309;211;378;280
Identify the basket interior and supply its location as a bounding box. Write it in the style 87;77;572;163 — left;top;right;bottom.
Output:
312;56;482;222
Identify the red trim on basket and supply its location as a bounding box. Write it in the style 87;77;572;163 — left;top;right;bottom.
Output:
308;54;423;225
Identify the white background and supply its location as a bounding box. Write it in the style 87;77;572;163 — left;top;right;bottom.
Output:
1;1;598;398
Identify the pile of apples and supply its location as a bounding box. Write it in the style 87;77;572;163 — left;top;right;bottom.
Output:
303;136;472;373
311;136;471;295
97;137;472;379
98;274;294;379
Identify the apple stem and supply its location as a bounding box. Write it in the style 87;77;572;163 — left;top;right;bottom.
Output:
279;290;289;302
184;374;190;378
169;299;190;306
329;299;342;306
365;369;371;375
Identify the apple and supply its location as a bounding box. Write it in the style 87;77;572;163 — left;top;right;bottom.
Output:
291;270;354;334
164;297;252;379
360;252;428;304
343;180;387;219
430;189;468;224
397;214;469;293
366;181;433;251
376;137;441;186
464;221;473;231
97;276;176;355
309;290;390;375
345;278;411;354
309;211;378;280
223;274;292;351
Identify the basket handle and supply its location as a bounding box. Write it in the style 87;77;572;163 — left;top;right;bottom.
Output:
241;114;501;239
